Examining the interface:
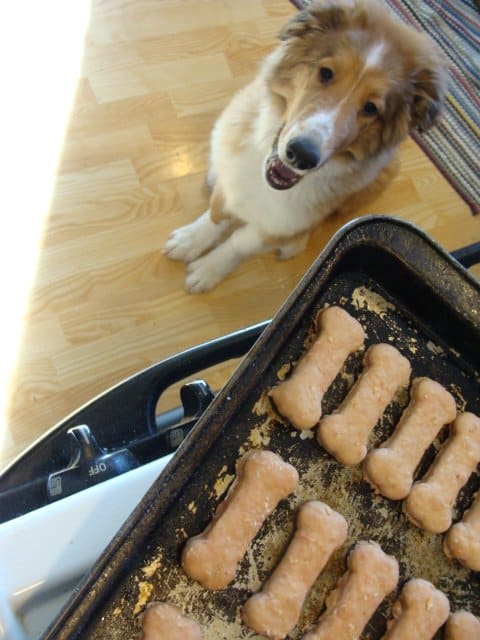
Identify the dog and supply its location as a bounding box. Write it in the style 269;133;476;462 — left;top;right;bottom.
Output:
164;0;447;293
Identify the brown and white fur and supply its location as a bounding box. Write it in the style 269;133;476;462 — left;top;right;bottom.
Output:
165;0;447;293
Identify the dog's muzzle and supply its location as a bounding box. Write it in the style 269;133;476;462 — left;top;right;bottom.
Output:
265;129;322;190
265;156;302;190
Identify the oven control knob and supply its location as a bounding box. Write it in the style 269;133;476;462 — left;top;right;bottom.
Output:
46;424;139;501
180;380;215;420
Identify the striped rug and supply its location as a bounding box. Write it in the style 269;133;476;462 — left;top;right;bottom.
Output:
289;0;480;214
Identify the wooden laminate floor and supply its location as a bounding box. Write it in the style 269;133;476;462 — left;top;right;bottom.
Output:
1;0;479;470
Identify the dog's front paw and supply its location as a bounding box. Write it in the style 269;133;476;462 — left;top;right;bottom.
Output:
164;223;205;263
185;255;225;293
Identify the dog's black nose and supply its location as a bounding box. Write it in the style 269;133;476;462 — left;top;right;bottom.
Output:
285;137;321;171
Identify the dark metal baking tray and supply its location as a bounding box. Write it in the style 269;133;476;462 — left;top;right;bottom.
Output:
42;216;480;640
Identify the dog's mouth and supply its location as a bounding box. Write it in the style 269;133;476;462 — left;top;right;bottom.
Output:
265;156;303;190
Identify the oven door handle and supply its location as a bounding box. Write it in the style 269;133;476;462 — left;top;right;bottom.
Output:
94;319;271;439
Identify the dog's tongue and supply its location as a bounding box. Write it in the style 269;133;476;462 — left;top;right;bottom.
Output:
266;157;302;190
273;160;297;181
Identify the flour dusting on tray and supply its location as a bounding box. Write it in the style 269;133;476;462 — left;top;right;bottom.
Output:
211;465;235;500
352;286;395;317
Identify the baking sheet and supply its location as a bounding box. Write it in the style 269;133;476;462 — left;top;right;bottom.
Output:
42;218;480;640
97;276;479;639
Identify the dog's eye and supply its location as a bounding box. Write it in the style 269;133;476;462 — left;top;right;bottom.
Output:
319;67;334;83
363;101;378;116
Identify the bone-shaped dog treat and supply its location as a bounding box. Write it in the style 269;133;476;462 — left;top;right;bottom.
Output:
381;579;450;640
444;490;480;572
141;603;202;640
270;306;365;430
317;344;411;465
363;377;457;500
302;541;399;640
404;412;480;533
242;501;348;639
445;611;480;640
181;450;299;590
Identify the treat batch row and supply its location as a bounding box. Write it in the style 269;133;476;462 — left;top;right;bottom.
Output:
140;306;480;639
272;307;480;567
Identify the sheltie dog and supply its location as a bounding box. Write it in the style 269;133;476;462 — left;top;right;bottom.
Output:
165;0;446;292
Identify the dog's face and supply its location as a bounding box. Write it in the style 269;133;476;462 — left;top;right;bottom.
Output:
264;0;447;190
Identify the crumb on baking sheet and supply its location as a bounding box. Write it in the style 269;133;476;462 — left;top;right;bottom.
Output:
142;554;163;578
133;580;154;615
204;614;265;640
276;362;291;381
351;286;395;317
211;466;235;500
156;554;269;639
449;383;467;412
233;545;260;591
248;421;273;448
252;392;271;417
300;430;314;440
340;371;355;387
238;418;276;457
394;385;410;406
426;340;445;356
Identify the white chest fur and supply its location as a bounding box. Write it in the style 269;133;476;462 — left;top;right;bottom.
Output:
215;139;343;237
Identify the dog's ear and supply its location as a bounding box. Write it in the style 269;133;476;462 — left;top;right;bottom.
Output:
382;93;411;148
279;9;315;40
409;63;448;132
383;46;447;146
279;2;359;41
